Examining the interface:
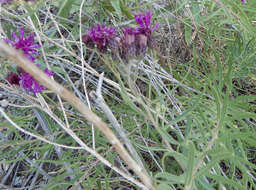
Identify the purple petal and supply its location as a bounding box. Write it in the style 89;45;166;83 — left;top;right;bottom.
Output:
4;38;15;45
11;32;19;41
152;24;159;32
19;28;25;39
135;14;144;28
30;44;41;48
144;11;152;27
32;81;41;93
87;23;116;51
44;68;53;76
6;28;41;62
134;11;159;36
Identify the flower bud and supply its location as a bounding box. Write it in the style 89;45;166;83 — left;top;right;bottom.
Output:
7;72;20;85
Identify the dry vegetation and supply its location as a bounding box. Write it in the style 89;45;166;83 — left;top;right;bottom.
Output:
0;0;255;189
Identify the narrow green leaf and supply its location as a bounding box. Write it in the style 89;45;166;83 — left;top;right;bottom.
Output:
110;0;122;18
156;183;174;190
119;84;144;115
155;172;185;184
57;0;75;25
196;177;216;190
184;142;195;187
120;1;133;19
184;21;192;45
206;173;247;190
195;152;232;178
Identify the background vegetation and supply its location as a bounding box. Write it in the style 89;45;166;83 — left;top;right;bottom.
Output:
0;0;255;189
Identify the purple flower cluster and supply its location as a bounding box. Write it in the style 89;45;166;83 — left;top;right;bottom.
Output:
5;28;40;62
5;28;53;94
7;71;50;94
82;24;116;52
134;11;159;37
82;11;159;59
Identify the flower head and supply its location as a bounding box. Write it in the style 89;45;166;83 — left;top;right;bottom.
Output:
83;23;116;51
134;11;159;36
8;65;53;94
241;0;245;3
20;73;44;94
5;28;53;94
5;28;40;62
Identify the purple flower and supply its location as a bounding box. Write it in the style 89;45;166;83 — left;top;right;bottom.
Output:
83;23;116;51
5;28;53;94
5;28;41;62
241;0;245;3
9;65;53;94
20;73;34;92
134;11;159;36
18;66;53;94
20;73;45;94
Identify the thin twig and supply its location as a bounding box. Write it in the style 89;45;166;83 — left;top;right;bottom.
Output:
0;108;83;150
90;73;146;171
37;103;148;190
79;0;95;150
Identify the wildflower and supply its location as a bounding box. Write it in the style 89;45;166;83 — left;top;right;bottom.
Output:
5;28;53;94
83;23;116;52
8;66;53;94
5;28;40;62
19;66;53;94
134;11;159;52
241;0;245;3
134;11;159;37
7;72;20;85
19;73;44;94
